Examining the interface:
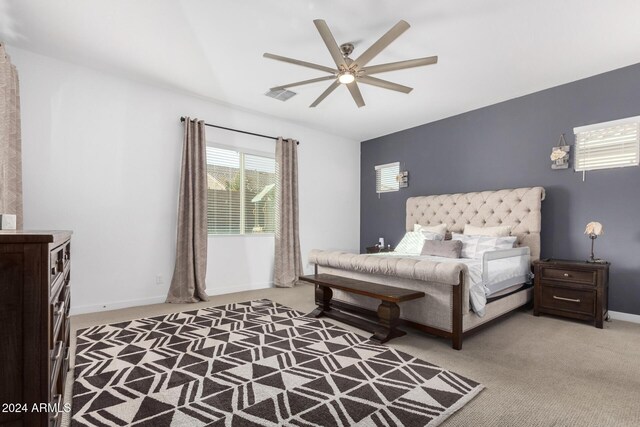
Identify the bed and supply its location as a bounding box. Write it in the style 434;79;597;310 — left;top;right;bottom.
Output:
308;187;545;349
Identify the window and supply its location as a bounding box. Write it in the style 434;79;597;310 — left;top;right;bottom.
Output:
375;162;400;193
206;145;276;235
574;116;640;172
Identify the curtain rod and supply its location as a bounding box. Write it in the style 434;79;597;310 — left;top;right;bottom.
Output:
180;117;299;145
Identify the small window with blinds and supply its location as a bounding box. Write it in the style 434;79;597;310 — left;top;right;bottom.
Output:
574;116;640;172
206;146;276;235
375;162;400;193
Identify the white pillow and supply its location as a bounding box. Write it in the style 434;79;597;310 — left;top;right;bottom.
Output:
395;231;443;255
452;233;517;258
463;224;512;237
414;223;448;236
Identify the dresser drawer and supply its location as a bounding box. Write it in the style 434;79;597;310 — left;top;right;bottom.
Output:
540;285;595;316
51;300;65;344
61;282;71;310
60;346;70;395
52;281;70;338
50;340;64;397
50;246;65;283
540;266;596;285
63;241;71;263
63;285;71;343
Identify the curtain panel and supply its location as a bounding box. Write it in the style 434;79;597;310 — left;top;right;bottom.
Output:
167;117;209;303
274;137;302;288
0;43;23;228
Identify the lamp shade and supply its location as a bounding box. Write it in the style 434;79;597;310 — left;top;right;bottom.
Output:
584;221;604;236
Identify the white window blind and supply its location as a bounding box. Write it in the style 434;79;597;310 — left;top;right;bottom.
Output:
375;162;400;193
244;154;276;234
207;147;241;234
574;116;640;172
206;146;276;235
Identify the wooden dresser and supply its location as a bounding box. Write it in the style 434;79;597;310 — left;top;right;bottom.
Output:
533;258;609;328
0;231;72;427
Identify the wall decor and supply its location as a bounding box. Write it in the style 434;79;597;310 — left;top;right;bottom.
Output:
550;134;570;169
397;170;409;188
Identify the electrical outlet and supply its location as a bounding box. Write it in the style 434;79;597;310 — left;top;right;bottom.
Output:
156;275;163;285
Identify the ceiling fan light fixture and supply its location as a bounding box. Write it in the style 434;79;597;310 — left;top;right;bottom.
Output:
338;70;355;84
264;19;437;107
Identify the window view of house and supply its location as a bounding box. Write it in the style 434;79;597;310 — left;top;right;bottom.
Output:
206;146;276;234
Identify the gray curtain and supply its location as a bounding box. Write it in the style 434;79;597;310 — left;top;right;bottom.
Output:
0;43;23;229
274;137;302;288
167;117;209;303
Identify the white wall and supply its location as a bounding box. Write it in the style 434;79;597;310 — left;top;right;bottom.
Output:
10;47;360;314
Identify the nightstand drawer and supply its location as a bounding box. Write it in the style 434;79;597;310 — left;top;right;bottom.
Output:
540;285;595;315
540;267;596;285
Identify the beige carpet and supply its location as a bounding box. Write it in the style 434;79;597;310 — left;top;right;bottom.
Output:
64;283;640;426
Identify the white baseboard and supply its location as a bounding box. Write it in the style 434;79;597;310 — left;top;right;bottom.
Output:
206;282;273;297
70;295;167;316
70;282;273;316
608;310;640;324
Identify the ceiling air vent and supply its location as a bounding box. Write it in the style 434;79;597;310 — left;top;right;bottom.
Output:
264;88;297;101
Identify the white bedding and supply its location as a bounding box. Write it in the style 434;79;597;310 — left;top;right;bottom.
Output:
369;251;529;316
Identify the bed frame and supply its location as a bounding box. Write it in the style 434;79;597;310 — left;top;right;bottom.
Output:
311;187;545;350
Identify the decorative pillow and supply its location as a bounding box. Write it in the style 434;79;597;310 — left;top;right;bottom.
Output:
420;240;462;258
422;231;445;241
452;233;517;258
414;223;448;237
394;232;425;255
463;224;512;237
395;231;443;255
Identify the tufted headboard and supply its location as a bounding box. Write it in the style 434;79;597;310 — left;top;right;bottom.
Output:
406;187;545;261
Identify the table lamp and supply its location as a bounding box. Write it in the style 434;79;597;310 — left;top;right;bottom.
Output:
584;221;604;263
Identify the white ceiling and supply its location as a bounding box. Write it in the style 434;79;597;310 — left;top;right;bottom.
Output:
2;0;640;141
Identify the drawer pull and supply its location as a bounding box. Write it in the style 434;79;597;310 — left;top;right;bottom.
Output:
55;301;65;316
51;341;64;361
563;273;570;277
49;395;62;421
51;266;57;275
553;295;580;303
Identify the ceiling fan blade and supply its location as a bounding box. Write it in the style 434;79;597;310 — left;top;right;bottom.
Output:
353;20;410;69
363;56;438;75
346;82;365;108
270;75;336;91
313;20;348;69
310;80;340;108
263;53;335;74
358;76;412;93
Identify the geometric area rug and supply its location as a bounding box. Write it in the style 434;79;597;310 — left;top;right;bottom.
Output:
72;299;483;426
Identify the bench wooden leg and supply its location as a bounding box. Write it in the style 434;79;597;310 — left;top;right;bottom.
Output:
310;285;332;318
371;301;406;344
452;275;463;350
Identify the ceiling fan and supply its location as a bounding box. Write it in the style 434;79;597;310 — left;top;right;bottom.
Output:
263;19;438;108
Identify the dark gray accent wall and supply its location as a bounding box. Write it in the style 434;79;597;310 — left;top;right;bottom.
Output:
361;63;640;315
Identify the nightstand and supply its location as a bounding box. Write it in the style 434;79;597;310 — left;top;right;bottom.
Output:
533;259;609;328
365;245;394;254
